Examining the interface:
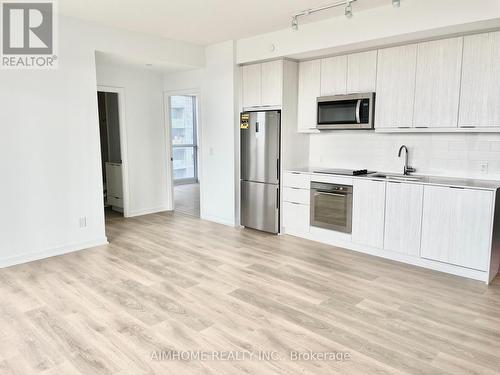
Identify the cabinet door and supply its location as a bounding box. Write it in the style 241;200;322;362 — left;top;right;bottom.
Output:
421;186;493;271
297;60;321;131
242;64;262;108
384;182;423;256
375;45;418;128
459;32;500;127
352;180;386;248
283;202;310;235
320;56;347;96
347;51;377;93
261;60;283;107
414;37;463;128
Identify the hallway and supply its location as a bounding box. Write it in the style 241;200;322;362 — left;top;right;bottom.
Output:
174;183;200;217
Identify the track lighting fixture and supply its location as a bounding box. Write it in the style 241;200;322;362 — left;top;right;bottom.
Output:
345;1;353;18
291;0;400;30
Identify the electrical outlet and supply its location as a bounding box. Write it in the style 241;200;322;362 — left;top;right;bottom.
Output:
480;162;489;174
79;217;87;228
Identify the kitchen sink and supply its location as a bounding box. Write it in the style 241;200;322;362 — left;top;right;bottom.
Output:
369;173;425;182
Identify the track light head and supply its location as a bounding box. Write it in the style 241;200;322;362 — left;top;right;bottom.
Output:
345;1;353;18
291;16;298;31
392;0;400;8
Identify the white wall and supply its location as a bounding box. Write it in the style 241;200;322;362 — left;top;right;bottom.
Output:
164;41;238;226
237;0;500;63
309;132;500;180
0;16;204;267
96;64;169;216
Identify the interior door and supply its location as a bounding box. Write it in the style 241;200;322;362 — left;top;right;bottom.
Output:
240;111;280;184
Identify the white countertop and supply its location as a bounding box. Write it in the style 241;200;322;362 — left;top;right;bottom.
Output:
285;168;500;191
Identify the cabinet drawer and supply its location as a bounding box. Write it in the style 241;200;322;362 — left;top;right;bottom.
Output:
283;172;310;189
283;202;310;234
283;187;310;205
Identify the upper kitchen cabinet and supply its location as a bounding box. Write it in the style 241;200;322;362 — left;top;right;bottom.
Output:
459;32;500;128
320;56;347;96
347;51;377;93
241;61;283;109
241;64;261;108
413;37;463;128
375;44;417;129
261;60;284;107
297;59;321;132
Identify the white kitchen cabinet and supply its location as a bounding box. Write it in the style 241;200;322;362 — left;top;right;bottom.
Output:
320;56;347;96
414;37;463;128
242;64;262;108
384;182;423;256
283;202;310;235
375;44;418;128
283;187;310;205
283;172;310;189
261;60;283;107
352;179;386;248
459;32;500;128
347;51;377;93
420;185;493;271
297;60;321;132
242;61;283;108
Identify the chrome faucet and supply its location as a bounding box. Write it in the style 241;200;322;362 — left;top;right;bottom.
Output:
398;145;416;175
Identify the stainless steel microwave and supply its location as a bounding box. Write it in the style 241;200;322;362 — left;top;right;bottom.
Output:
317;92;375;130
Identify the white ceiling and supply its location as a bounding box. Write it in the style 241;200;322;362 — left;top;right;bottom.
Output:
59;0;391;45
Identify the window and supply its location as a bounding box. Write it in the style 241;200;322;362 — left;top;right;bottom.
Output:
170;95;198;183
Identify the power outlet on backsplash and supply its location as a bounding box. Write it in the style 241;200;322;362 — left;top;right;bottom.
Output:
480;162;489;174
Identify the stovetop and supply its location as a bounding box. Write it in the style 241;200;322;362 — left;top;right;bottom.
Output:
313;168;376;176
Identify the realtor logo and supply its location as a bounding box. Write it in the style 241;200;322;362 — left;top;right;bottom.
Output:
1;1;57;68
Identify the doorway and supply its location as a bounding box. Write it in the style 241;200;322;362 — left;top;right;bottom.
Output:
97;88;129;219
168;94;200;217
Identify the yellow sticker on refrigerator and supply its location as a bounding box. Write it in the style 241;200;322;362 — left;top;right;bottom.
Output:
241;113;250;129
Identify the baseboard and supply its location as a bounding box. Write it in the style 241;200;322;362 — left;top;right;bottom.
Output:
127;206;171;218
201;214;235;227
285;230;489;283
0;237;109;269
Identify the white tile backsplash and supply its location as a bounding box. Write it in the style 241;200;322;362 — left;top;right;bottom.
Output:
309;132;500;180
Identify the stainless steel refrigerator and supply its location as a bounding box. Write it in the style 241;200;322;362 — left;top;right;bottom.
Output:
240;110;280;234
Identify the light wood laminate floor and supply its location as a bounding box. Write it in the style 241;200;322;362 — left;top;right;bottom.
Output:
1;211;500;374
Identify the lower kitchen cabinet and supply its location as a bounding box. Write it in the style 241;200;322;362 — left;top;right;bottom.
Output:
283;201;309;235
420;185;494;271
384;182;423;256
352;179;386;248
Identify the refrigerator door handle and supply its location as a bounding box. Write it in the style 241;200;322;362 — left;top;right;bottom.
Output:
276;187;279;209
276;158;280;181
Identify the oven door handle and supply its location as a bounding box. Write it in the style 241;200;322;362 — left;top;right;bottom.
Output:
355;99;361;124
315;191;348;197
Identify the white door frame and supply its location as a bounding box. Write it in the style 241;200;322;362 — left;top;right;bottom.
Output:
163;89;202;214
97;85;130;218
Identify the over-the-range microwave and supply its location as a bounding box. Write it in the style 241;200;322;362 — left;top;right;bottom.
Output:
317;92;375;130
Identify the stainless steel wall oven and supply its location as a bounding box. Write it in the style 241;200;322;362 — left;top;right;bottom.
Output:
310;182;353;233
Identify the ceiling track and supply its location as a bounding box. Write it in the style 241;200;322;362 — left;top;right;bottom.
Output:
291;0;401;30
